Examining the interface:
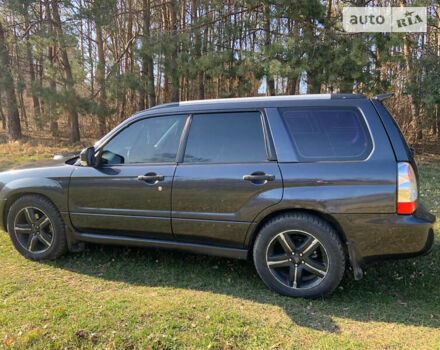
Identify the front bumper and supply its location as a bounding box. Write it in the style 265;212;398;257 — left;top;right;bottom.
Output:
334;203;435;266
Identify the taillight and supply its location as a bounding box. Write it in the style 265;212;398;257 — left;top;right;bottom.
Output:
397;162;417;214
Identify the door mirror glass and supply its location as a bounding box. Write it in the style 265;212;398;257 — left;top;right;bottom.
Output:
80;147;96;167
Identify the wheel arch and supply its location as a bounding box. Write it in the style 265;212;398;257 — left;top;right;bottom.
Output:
1;179;66;232
247;208;349;259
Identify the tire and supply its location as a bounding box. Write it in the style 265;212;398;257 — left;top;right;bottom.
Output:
7;195;67;261
253;213;345;298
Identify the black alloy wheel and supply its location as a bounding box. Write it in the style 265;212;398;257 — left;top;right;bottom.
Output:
253;213;345;298
266;230;328;289
13;206;54;254
7;195;67;260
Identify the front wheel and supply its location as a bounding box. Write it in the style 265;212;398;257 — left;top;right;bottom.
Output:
7;195;67;261
253;213;345;298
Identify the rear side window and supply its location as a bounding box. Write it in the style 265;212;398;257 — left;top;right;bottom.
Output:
184;112;267;163
280;107;373;161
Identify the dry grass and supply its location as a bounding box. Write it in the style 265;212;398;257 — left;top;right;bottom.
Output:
0;141;83;171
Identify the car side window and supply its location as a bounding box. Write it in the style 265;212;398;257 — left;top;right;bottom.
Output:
280;107;373;161
184;112;268;163
101;115;186;165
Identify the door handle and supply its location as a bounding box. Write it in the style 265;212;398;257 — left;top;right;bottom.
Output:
243;173;275;182
137;174;164;183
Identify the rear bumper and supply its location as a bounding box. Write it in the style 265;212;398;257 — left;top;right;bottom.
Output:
359;227;434;265
334;203;435;266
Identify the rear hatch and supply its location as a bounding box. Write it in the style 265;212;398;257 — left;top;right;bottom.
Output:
371;98;417;170
371;97;420;215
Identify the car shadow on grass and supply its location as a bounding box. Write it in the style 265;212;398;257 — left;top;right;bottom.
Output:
46;239;440;333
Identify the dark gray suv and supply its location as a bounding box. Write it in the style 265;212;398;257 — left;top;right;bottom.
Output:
0;94;435;298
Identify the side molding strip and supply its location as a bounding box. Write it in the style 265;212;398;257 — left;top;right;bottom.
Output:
73;232;249;260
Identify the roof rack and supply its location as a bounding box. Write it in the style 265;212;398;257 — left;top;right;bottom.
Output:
146;94;368;110
149;102;179;110
373;93;394;101
330;94;366;99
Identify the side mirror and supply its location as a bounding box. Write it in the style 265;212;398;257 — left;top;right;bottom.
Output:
80;147;97;167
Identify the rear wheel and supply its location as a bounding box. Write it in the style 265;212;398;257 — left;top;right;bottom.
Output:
7;195;67;260
253;213;345;298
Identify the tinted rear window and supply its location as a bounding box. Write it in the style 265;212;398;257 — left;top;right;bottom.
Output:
280;107;373;161
184;112;267;163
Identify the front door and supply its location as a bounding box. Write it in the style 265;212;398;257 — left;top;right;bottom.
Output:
69;114;188;240
171;111;282;248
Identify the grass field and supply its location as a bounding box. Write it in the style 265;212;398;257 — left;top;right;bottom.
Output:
0;142;439;349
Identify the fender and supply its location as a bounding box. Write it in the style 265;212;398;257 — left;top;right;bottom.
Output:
244;181;383;247
0;177;69;231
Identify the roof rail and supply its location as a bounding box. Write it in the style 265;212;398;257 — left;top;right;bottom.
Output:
149;102;179;110
330;94;366;99
373;93;394;101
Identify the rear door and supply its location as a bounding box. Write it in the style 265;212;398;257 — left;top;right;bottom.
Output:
171;111;282;248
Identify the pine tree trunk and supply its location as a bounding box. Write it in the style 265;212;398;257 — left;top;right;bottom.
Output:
308;75;322;94
264;2;275;96
51;0;80;142
25;44;41;122
168;0;180;102
203;2;209;98
23;4;41;123
436;9;440;139
48;23;59;134
0;98;6;129
192;0;204;100
18;88;28;129
119;93;127;121
46;0;58;136
436;105;440;140
161;1;170;102
87;18;94;95
0;21;22;140
12;18;28;130
156;59;162;104
289;77;298;95
147;53;156;107
141;0;156;108
400;0;422;141
96;22;106;135
126;0;135;113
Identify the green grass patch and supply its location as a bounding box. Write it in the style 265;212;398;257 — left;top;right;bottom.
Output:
0;150;439;349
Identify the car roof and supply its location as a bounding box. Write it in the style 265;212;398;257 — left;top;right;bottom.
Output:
97;94;367;148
